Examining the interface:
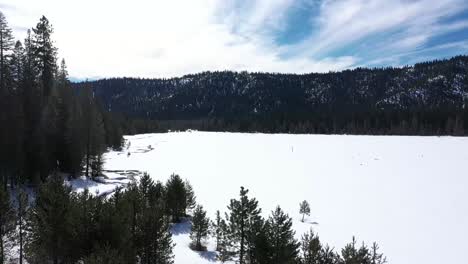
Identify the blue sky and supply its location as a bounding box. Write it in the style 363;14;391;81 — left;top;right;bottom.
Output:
2;0;468;79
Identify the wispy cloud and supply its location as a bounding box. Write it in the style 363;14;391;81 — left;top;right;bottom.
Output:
1;0;468;78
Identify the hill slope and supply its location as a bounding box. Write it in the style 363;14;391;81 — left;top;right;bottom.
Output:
74;56;468;135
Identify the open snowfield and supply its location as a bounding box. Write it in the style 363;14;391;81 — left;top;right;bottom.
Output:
95;131;467;264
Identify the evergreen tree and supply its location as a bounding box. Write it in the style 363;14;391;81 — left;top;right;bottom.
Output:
217;216;234;263
301;229;321;264
82;246;126;264
81;86;106;178
190;205;210;251
212;210;222;251
226;186;261;264
21;29;42;184
165;174;186;222
0;11;14;91
299;200;310;222
320;245;341;264
341;237;371;264
266;206;299;264
0;11;15;188
370;243;387;264
138;190;174;264
184;179;196;214
16;188;29;264
9;41;24;91
247;218;271;264
0;185;14;263
32;16;57;98
26;174;74;264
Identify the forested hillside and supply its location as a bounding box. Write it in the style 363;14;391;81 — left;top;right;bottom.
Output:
76;56;468;135
0;13;123;187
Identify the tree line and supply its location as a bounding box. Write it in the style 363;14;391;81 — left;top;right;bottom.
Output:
74;56;468;136
0;12;124;187
0;172;386;264
193;186;386;264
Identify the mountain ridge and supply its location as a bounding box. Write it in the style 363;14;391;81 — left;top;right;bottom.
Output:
73;55;468;135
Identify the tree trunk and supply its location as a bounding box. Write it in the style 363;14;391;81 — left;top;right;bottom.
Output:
239;223;244;264
1;30;4;91
0;232;4;264
19;222;23;264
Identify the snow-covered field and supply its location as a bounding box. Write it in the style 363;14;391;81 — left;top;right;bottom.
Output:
91;131;467;264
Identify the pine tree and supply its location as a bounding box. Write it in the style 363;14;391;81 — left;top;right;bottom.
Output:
3;40;26;186
0;185;14;263
370;242;386;264
266;206;299;264
0;11;14;92
301;229;322;264
82;246;126;264
21;29;43;184
226;186;261;264
165;174;186;222
16;188;29;264
321;245;341;264
32;16;57;98
81;86;106;178
212;210;222;251
9;41;24;91
341;237;371;264
190;205;210;251
247;218;271;264
26;173;73;264
299;200;310;222
184;180;196;215
217;216;234;263
137;174;174;264
0;11;14;188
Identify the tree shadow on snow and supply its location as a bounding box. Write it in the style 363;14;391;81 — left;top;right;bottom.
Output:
197;250;218;262
170;218;192;236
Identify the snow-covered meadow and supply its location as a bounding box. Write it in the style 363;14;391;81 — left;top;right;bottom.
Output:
81;132;468;264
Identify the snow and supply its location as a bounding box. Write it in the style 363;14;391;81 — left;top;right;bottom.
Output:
98;131;467;264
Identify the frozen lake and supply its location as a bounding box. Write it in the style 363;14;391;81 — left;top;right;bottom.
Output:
102;132;468;264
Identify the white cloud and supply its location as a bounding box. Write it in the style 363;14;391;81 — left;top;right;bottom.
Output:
1;0;357;78
1;0;467;78
292;0;468;57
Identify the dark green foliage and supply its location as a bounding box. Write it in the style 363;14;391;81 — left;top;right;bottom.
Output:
246;218;271;264
165;174;187;222
137;174;174;264
266;206;300;264
16;188;28;264
0;185;14;263
0;13;123;186
26;173;74;264
301;230;322;264
212;210;222;251
0;11;14;91
190;205;210;251
300;230;342;264
226;186;262;264
82;245;127;264
24;173;174;263
320;245;341;264
299;200;310;222
341;237;372;264
216;216;234;263
184;180;196;214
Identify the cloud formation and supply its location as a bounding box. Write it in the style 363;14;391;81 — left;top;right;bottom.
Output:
2;0;468;79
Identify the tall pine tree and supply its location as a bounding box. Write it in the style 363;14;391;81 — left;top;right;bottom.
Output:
226;186;261;264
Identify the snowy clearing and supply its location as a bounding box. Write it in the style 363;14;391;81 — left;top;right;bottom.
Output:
89;132;467;264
